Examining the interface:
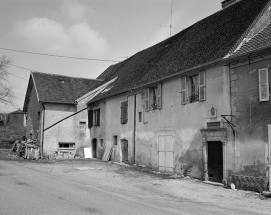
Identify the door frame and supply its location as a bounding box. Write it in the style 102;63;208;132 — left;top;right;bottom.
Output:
200;128;227;182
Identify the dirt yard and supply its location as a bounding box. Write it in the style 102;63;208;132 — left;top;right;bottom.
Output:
1;149;271;214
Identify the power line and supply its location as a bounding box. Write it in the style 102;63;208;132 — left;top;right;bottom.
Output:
10;64;38;72
7;72;28;81
0;47;121;63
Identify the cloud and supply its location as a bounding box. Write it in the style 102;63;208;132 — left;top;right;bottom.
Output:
13;17;108;57
60;0;91;22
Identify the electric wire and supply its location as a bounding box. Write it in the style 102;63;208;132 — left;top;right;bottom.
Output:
0;47;121;63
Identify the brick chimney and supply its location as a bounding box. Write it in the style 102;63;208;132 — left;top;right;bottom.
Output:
221;0;242;9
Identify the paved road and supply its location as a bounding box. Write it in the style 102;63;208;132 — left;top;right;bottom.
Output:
0;160;263;215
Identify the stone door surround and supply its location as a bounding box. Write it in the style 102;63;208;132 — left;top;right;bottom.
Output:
200;128;227;182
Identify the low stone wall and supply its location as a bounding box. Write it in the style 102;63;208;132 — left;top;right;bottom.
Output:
231;174;268;193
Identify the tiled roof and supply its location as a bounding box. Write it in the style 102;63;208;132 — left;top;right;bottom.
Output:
231;23;271;57
31;72;102;104
93;0;270;102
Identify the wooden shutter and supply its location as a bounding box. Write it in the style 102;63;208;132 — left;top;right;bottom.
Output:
120;102;124;124
88;110;93;128
124;101;128;123
181;76;187;105
199;71;206;101
120;101;128;124
259;68;269;101
157;83;162;109
97;109;100;126
145;88;150;111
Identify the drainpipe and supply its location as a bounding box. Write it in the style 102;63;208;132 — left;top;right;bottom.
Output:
133;94;136;164
40;102;45;158
268;125;271;191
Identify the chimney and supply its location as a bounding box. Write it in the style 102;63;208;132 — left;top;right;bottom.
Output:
221;0;241;9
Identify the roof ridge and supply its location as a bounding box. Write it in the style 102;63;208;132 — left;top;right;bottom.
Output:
31;71;102;82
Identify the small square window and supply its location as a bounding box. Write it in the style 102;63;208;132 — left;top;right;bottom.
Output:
79;121;86;132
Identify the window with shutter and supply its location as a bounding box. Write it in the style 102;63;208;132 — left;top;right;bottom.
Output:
120;101;128;124
181;76;187;105
259;68;269;102
157;83;162;109
199;71;206;101
88;110;93;128
145;88;150;111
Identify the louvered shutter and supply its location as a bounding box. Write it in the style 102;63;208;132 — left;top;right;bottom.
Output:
120;102;124;124
259;68;269;101
88;110;93;128
181;76;187;105
157;83;162;109
199;71;206;101
145;88;150;111
124;101;128;123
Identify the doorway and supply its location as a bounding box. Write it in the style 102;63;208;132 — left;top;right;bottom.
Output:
208;141;223;183
158;135;174;172
121;139;128;163
92;138;97;158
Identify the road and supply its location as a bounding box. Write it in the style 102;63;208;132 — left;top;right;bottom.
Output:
0;159;270;215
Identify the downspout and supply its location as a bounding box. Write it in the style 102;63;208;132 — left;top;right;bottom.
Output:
268;125;271;191
40;102;45;158
133;94;136;164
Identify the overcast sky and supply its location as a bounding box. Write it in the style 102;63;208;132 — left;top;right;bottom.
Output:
0;0;222;113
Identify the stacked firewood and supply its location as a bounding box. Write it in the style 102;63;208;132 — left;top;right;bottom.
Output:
12;139;40;160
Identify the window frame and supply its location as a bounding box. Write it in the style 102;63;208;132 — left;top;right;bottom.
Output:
94;109;100;126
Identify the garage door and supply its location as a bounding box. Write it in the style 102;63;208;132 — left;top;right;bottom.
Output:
158;135;174;172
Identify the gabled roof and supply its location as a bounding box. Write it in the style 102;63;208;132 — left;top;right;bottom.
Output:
23;72;102;111
231;23;271;57
92;0;270;102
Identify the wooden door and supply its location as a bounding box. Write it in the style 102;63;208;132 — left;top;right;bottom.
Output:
158;135;174;172
208;141;223;183
121;139;128;162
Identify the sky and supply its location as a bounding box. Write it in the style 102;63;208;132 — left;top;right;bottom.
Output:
0;0;222;113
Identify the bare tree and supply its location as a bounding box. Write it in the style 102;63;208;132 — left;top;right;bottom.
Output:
0;56;13;104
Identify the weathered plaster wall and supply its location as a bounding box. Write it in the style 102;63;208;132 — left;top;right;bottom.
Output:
230;55;271;177
25;86;42;140
91;65;233;180
43;101;91;157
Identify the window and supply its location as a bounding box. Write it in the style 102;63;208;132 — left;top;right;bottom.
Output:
259;68;269;101
100;139;104;147
181;71;205;104
190;75;199;102
144;83;162;111
113;135;118;145
120;101;128;124
94;109;100;126
58;143;75;149
79;121;86;132
37;111;41;120
138;112;142;122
